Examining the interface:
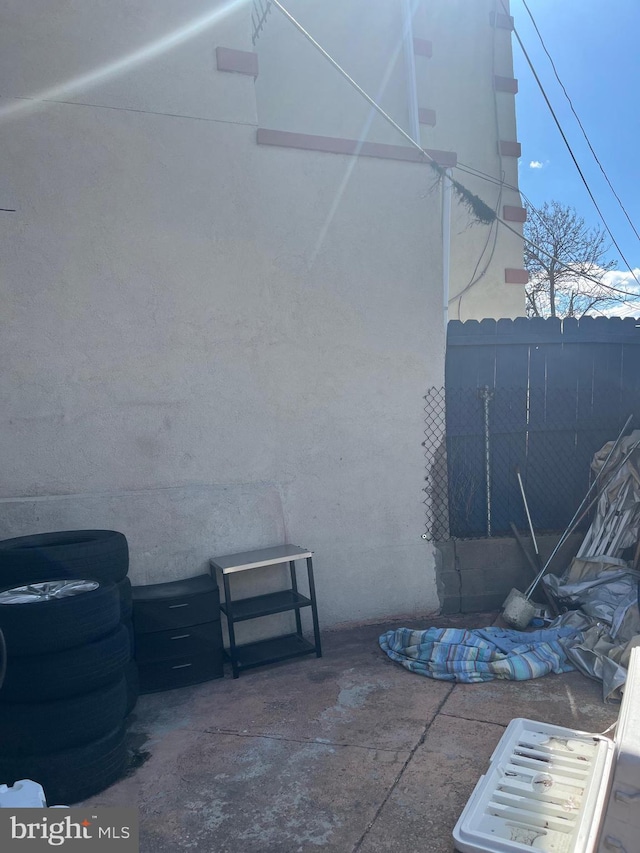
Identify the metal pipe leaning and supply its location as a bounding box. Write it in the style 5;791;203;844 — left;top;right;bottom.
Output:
516;466;540;561
524;413;634;600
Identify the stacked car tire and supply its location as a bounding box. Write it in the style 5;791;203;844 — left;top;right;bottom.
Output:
0;530;137;804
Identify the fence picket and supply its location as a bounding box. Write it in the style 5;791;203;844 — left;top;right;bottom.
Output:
427;315;640;540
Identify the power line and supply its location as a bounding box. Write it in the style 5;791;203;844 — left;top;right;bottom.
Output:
270;0;639;304
454;9;504;319
269;0;495;225
498;215;640;299
520;0;640;245
269;0;438;166
504;0;640;288
454;162;640;300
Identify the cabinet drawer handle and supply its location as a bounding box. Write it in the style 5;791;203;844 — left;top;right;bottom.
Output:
168;603;189;609
170;634;191;640
171;663;193;670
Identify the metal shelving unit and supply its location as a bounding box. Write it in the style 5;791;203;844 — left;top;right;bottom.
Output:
210;544;322;679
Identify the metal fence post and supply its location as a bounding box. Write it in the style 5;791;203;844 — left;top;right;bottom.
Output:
479;386;494;537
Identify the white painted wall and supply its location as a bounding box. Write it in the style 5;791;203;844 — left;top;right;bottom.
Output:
0;0;444;627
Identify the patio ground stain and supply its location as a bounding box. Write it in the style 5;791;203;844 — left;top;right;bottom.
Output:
82;614;618;852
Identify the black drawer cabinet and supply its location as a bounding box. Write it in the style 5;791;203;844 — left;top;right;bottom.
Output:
135;621;223;663
135;655;222;693
132;574;224;692
133;575;220;633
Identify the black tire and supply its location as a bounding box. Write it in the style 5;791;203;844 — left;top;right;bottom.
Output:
123;616;135;656
0;725;127;805
0;579;120;656
0;675;127;756
0;530;129;587
124;660;139;716
117;577;133;620
0;624;130;703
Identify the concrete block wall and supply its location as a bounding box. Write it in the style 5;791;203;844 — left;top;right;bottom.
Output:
436;533;583;614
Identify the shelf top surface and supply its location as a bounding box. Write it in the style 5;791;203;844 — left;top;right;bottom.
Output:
210;544;313;574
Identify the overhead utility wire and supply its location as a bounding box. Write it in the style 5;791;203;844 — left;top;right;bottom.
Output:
454;165;639;297
270;0;640;302
503;1;640;288
520;0;640;245
499;217;639;299
270;1;434;160
269;0;494;225
461;4;503;292
454;166;640;299
454;9;504;317
453;167;639;301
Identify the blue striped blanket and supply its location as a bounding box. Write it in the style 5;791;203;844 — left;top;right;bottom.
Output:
379;625;579;682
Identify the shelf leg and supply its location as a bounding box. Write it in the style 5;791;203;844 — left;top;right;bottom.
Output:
222;572;240;678
306;556;322;658
289;560;303;637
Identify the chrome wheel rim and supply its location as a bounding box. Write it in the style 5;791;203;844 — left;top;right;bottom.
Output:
0;579;99;605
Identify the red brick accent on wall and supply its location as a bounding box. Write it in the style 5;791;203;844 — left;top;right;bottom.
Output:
413;38;433;58
490;12;514;30
215;47;259;77
499;140;521;157
505;268;529;284
256;128;457;167
503;205;527;222
494;75;518;94
418;108;436;126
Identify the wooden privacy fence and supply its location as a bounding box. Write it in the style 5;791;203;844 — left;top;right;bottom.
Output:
425;316;640;540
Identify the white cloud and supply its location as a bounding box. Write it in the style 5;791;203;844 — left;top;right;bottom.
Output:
600;301;640;318
528;266;640;318
529;160;544;169
599;269;640;317
601;269;640;291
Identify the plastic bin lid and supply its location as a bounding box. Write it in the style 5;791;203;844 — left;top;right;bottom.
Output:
453;648;640;853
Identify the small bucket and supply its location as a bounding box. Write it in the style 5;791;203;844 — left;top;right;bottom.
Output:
502;587;536;630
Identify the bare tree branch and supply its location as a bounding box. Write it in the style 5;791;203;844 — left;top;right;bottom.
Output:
523;201;625;318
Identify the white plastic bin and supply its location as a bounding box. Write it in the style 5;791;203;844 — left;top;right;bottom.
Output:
454;647;640;853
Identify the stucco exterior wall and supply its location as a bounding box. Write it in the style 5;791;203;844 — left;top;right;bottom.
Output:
255;0;410;146
0;0;444;627
255;0;525;321
418;0;524;321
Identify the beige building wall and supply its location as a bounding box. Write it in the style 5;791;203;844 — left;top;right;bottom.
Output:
0;0;446;628
255;0;410;145
418;0;525;321
255;0;526;321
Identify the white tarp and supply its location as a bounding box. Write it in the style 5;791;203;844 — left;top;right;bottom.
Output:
544;557;640;701
540;430;640;701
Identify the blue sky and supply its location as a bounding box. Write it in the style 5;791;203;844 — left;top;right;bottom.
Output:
511;0;640;287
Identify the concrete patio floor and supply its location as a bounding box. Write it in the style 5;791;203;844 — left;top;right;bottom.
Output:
84;613;619;852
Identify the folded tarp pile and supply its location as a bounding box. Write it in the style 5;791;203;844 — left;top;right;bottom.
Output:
543;558;640;701
541;428;640;701
379;625;580;683
380;430;640;702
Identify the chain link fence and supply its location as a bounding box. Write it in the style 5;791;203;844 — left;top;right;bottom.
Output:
424;386;640;542
423;388;450;541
